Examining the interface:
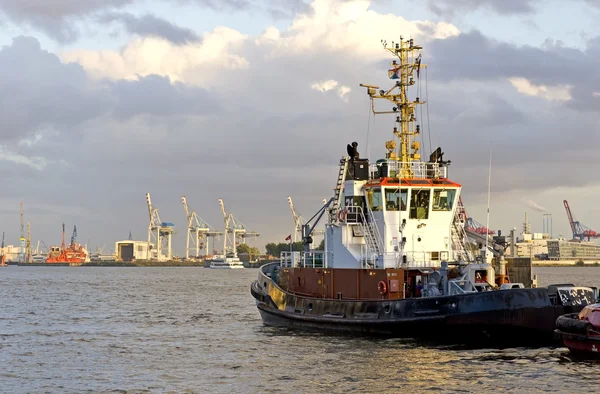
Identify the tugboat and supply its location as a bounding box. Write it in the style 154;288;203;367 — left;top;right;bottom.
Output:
250;37;598;346
555;304;600;358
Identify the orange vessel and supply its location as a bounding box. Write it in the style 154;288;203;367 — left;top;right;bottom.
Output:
46;223;88;265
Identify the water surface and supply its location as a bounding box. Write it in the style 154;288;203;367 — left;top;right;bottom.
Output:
1;266;599;393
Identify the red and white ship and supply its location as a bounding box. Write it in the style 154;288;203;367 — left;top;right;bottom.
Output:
46;223;89;265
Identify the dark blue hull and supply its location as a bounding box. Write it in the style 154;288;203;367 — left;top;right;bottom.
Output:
251;264;596;347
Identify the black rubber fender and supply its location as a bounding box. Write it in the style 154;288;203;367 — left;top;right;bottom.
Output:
556;313;592;334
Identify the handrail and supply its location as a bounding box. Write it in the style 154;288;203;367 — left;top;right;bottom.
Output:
280;250;325;268
370;161;448;179
343;205;384;264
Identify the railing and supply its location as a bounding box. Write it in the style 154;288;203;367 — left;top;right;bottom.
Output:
369;161;448;179
343;205;384;264
280;250;325;268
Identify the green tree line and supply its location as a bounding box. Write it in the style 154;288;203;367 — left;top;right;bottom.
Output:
264;239;325;257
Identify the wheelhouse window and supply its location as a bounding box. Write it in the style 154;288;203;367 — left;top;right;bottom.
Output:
409;189;430;219
432;189;456;211
384;188;408;211
366;188;383;211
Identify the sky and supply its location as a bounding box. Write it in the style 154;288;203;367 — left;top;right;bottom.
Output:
0;0;599;255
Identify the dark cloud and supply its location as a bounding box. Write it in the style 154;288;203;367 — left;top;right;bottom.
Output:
0;0;133;42
111;75;220;119
0;36;110;142
427;30;600;111
0;0;313;43
422;0;540;17
98;13;201;45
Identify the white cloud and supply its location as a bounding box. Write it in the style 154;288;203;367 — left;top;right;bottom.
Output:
60;0;459;85
508;77;572;101
338;85;351;101
0;146;47;170
61;26;249;84
311;79;351;102
311;79;339;92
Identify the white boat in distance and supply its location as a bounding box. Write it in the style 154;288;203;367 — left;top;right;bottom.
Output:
209;255;245;269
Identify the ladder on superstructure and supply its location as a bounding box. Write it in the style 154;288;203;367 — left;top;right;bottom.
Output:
362;208;384;265
329;157;349;223
451;199;471;262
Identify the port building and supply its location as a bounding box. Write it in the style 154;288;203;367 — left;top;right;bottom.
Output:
115;240;151;262
547;239;600;261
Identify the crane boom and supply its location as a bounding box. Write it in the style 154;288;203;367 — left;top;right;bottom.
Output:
563;200;577;235
71;225;77;245
146;193;155;223
182;196;191;224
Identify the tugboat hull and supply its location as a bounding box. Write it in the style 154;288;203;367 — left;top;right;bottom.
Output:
251;264;596;346
555;308;600;358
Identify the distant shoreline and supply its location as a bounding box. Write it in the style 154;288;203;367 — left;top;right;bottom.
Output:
16;260;276;268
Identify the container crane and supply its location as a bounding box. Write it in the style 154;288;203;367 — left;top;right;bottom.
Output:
563;200;600;241
182;196;222;260
459;197;495;235
25;222;32;263
19;201;25;264
218;198;259;258
146;192;176;261
70;225;77;246
0;232;6;266
287;196;324;242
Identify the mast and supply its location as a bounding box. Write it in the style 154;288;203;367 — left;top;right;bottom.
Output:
360;37;426;178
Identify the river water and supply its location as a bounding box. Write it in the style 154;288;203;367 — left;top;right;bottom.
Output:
1;266;599;393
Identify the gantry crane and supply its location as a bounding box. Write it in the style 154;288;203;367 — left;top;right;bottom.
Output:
146;192;177;261
564;200;600;241
71;225;77;246
19;201;25;264
182;196;222;259
0;232;6;266
25;221;32;263
218;198;259;258
287;196;325;242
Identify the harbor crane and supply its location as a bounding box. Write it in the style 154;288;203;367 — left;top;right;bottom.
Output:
564;200;600;241
0;232;6;266
25;222;32;263
218;198;259;258
287;196;325;242
146;192;177;261
182;196;223;260
19;201;25;264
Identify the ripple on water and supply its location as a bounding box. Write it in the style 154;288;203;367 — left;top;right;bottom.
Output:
1;266;599;392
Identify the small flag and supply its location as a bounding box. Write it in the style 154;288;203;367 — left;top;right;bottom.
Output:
388;66;401;80
285;234;292;241
416;54;422;79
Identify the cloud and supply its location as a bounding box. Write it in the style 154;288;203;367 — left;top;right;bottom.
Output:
4;0;600;250
0;0;133;42
61;26;249;84
427;31;600;111
98;13;201;45
311;79;351;101
508;77;572;101
61;0;458;84
422;0;540;18
110;74;220;119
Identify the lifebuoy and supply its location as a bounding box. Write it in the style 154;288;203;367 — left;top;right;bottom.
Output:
337;210;347;222
378;280;388;295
